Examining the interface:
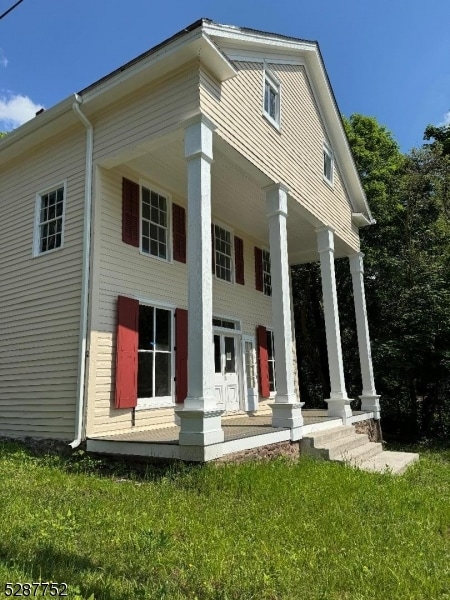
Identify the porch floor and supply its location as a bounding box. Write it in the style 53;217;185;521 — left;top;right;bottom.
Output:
87;410;373;461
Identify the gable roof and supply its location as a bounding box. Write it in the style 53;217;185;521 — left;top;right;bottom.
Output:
0;18;372;222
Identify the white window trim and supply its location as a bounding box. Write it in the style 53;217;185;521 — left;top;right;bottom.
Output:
136;299;175;410
32;180;67;257
262;247;272;297
323;143;334;187
139;179;173;264
213;220;235;285
262;67;281;131
212;313;242;334
266;327;277;397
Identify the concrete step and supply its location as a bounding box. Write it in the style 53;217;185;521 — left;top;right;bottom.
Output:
359;451;419;475
334;441;383;465
325;432;370;460
303;425;355;449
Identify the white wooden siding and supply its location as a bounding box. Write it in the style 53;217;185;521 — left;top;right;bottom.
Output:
0;127;86;439
200;62;359;250
87;166;274;436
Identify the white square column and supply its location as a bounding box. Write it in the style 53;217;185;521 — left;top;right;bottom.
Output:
349;252;381;419
177;116;224;447
316;227;352;420
266;184;303;440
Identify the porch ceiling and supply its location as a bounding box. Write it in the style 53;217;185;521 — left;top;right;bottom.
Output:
125;132;350;264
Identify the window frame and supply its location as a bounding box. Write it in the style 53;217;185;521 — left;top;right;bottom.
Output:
136;298;175;410
266;328;277;394
33;181;67;257
139;179;172;263
262;248;272;297
263;68;281;130
323;143;334;186
213;221;235;284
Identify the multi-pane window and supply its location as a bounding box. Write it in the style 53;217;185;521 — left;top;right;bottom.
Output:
138;305;172;404
323;144;334;184
264;71;280;127
35;185;65;255
214;224;233;282
262;249;272;297
141;187;168;260
266;329;276;392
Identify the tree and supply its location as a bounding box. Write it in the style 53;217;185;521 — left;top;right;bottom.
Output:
0;132;7;138
424;122;450;156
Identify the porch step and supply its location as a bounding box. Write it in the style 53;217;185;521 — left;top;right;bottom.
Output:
301;426;419;474
359;451;419;475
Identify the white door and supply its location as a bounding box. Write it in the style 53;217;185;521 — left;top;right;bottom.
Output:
214;333;240;412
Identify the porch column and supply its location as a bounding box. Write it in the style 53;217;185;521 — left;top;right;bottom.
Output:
316;226;352;420
177;116;224;446
266;183;303;439
349;252;381;419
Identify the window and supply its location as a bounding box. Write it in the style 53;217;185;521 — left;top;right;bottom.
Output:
323;144;334;185
266;329;276;392
137;304;173;406
214;224;233;282
263;70;280;128
34;183;65;255
262;249;272;296
141;186;169;260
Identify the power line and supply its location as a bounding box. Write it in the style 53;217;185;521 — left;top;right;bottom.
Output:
0;0;25;21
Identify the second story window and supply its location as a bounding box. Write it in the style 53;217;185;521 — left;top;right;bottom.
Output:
141;186;169;260
264;70;281;128
214;224;233;282
323;143;334;185
34;183;65;256
262;249;272;297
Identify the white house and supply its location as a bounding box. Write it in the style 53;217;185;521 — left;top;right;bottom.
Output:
0;19;383;462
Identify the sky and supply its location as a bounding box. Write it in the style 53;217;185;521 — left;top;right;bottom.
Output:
0;0;448;152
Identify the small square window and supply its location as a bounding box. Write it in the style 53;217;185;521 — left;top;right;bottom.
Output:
263;70;280;128
323;144;334;185
34;183;65;256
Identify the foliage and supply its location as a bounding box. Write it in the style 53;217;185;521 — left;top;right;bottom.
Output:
0;132;7;138
0;442;449;599
292;115;450;441
424;122;450;156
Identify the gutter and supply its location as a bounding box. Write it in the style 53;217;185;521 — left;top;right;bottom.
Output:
70;95;93;448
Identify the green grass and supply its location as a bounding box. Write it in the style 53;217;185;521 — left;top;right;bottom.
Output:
0;443;449;600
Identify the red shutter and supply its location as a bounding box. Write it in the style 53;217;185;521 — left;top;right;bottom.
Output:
115;295;139;408
257;325;270;398
175;308;188;404
172;203;186;263
211;223;216;274
254;247;263;292
122;178;139;247
234;236;245;285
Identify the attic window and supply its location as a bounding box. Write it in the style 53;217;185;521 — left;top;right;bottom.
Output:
323;143;334;185
263;70;280;128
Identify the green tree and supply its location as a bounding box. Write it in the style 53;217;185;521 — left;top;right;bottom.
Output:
424;122;450;156
0;132;7;138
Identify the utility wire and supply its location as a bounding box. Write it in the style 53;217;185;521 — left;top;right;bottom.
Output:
0;0;25;20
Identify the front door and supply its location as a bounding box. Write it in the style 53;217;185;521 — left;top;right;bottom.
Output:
214;333;240;412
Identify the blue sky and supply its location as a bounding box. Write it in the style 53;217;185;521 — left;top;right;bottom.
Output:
0;0;448;152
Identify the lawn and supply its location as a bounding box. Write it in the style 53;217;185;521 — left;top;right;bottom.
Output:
0;442;449;600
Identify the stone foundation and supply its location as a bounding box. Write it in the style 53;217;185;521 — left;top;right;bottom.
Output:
214;440;301;464
353;418;383;442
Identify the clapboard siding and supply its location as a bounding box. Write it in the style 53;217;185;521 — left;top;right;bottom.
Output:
200;62;359;250
93;66;200;161
86;166;275;436
0;127;85;439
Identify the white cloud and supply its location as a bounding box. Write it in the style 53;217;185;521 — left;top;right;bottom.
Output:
441;111;450;126
0;48;7;68
0;92;43;131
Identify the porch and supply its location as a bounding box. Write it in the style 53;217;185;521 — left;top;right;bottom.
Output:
86;409;374;462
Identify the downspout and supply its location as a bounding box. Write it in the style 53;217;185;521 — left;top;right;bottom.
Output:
70;94;93;448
